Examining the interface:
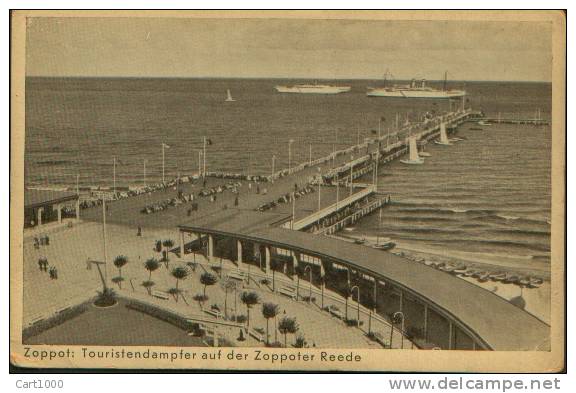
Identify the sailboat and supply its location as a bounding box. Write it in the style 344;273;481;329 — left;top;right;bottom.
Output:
372;208;396;251
400;136;425;165
225;89;235;102
434;123;452;145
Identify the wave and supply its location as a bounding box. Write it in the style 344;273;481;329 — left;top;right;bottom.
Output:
35;159;75;166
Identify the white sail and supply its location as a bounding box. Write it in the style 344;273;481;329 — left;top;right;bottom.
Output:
225;89;235;102
409;137;419;161
440;123;449;144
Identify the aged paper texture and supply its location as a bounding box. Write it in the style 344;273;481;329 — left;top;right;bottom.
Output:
10;10;566;372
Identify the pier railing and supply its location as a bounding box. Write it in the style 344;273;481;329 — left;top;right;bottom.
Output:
288;185;376;231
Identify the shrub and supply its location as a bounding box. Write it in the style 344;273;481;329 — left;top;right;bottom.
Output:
294;334;307;348
23;302;89;342
125;300;196;331
193;294;208;302
94;287;117;307
142;280;155;288
235;315;248;324
344;318;363;327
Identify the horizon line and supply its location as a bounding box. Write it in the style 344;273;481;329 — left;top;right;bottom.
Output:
25;75;552;84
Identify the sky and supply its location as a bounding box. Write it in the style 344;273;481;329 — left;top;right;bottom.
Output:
25;17;552;81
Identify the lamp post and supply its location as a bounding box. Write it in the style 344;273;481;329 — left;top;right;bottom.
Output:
304;265;312;303
393;311;406;349
288;139;294;173
351;285;361;327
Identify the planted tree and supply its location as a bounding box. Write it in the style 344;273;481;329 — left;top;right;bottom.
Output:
170;266;189;302
221;278;238;319
278;316;299;347
154;240;163;253
112;255;128;289
200;272;218;300
270;259;284;292
240;291;260;327
143;258;160;292
162;239;175;264
262;302;280;345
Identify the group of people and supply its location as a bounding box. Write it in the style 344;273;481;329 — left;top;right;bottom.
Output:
140;191;197;215
256;184;315;212
37;257;58;279
33;235;50;249
206;171;268;183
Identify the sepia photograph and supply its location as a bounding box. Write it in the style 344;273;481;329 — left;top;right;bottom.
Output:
10;10;566;372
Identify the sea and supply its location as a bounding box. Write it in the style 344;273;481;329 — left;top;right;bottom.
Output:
24;77;552;274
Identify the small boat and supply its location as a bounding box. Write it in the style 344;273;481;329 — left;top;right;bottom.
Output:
434;123;452;146
453;266;469;275
503;275;521;284
478;120;491;126
354;238;366;245
518;277;531;287
400;136;425;165
419;151;431;157
528;277;544;288
344;227;355;232
450;137;465;142
225;89;235;102
462;270;477;277
489;272;507;282
469;127;483;131
372;241;396;251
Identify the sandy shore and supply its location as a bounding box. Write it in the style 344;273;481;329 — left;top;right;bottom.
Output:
334;233;550;324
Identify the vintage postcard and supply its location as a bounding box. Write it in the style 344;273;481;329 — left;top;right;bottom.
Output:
10;10;566;372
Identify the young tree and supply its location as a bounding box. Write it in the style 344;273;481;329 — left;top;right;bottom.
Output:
270;259;284;292
221;278;238;319
171;266;189;302
261;303;280;345
162;239;175;265
143;258;160;293
278;316;299;347
240;291;260;328
112;255;128;289
200;272;218;300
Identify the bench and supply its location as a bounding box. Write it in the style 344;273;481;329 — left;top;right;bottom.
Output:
204;308;222;319
248;328;264;343
227;271;245;281
278;286;297;300
56;305;71;314
28;315;44;325
152;290;170;300
328;307;344;320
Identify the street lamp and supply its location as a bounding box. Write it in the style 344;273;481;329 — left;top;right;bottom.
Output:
304;265;313;303
288;139;295;173
351;285;361;327
393;311;406;349
271;155;276;183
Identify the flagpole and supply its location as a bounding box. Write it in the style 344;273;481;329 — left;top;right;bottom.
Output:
317;182;321;212
102;197;108;284
203;137;207;178
291;192;296;230
113;157;116;195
